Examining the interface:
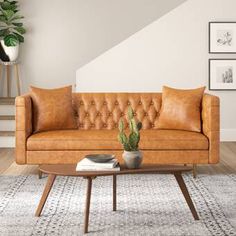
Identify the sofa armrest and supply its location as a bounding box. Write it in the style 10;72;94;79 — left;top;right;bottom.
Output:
15;94;33;164
201;94;220;164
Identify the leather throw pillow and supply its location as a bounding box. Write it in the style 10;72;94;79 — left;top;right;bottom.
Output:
30;85;77;132
157;86;205;132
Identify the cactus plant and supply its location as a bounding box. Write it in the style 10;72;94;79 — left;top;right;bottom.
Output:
118;106;142;151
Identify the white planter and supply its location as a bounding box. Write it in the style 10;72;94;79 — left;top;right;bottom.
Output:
122;150;143;169
0;40;19;62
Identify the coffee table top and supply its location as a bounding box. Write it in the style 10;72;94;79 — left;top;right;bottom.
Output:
39;164;193;177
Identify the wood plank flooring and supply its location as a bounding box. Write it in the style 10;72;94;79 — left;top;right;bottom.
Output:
0;143;236;175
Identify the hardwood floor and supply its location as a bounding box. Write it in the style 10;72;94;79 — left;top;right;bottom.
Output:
0;148;38;175
0;143;236;175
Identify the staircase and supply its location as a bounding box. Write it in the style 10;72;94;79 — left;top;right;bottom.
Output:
0;98;15;147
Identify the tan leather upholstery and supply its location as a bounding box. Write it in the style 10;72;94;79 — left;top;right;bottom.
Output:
15;92;219;165
72;93;162;130
27;129;208;151
30;86;77;132
15;94;33;164
26;150;209;164
157;86;205;132
202;94;220;164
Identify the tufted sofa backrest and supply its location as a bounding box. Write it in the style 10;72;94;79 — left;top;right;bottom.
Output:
72;93;162;130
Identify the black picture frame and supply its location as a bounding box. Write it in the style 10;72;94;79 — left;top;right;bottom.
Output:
209;58;236;91
209;21;236;54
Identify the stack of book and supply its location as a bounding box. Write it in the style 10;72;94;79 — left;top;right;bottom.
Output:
76;157;120;171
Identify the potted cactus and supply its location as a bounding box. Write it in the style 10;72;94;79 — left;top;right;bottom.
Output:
118;107;143;169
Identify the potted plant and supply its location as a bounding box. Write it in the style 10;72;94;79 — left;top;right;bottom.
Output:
0;0;26;62
118;107;143;169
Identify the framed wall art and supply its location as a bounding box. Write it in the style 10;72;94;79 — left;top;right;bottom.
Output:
209;59;236;90
209;22;236;53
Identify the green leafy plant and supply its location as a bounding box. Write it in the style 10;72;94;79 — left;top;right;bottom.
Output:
118;107;142;151
0;0;26;46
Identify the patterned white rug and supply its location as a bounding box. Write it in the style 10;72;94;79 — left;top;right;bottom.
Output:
0;174;235;236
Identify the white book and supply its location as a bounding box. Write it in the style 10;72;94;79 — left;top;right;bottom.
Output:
77;158;118;169
76;164;120;172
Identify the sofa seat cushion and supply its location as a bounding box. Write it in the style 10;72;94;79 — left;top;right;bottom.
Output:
27;129;209;151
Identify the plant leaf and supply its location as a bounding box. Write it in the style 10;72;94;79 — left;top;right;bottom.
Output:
13;32;24;42
4;34;19;46
131;119;138;133
11;14;23;22
2;10;14;20
10;1;18;5
129;132;139;151
137;122;142;131
1;2;11;10
0;28;8;37
127;106;133;120
12;22;22;27
1;1;18;10
0;15;7;22
118;119;124;132
14;26;25;34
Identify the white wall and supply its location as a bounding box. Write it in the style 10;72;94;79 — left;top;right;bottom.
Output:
0;0;184;95
76;0;236;140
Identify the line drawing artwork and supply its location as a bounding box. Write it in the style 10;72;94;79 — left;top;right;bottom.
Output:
217;66;233;83
217;30;233;46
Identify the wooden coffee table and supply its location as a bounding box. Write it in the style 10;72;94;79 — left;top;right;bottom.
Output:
35;164;199;234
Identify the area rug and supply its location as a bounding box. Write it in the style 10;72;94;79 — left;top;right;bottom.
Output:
0;174;235;236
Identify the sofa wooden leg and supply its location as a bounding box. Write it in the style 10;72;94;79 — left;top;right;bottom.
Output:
38;169;42;179
193;164;197;178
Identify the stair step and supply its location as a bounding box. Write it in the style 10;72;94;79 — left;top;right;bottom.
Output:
0;131;15;136
0;97;15;105
0;115;15;120
0;120;15;131
0;136;15;147
0;105;15;116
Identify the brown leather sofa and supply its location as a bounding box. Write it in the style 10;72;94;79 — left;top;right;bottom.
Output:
15;93;220;176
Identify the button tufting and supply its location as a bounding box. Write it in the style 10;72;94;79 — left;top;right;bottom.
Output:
91;101;95;105
115;101;119;105
97;112;100;116
150;101;154;105
134;112;137;116
91;124;95;127
109;112;112;116
139;101;142;105
152;124;155;127
127;101;130;105
103;101;107;105
103;124;107;127
86;113;89;117
145;112;148;116
115;124;118;128
121;112;124;116
80;101;84;105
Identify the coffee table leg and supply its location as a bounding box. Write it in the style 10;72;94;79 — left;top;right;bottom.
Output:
38;169;43;179
174;173;199;220
35;174;56;217
113;175;117;211
84;177;93;234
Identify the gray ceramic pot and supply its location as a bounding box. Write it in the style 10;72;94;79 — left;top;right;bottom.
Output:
122;150;143;169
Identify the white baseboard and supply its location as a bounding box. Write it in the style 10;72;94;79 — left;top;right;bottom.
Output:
220;129;236;141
